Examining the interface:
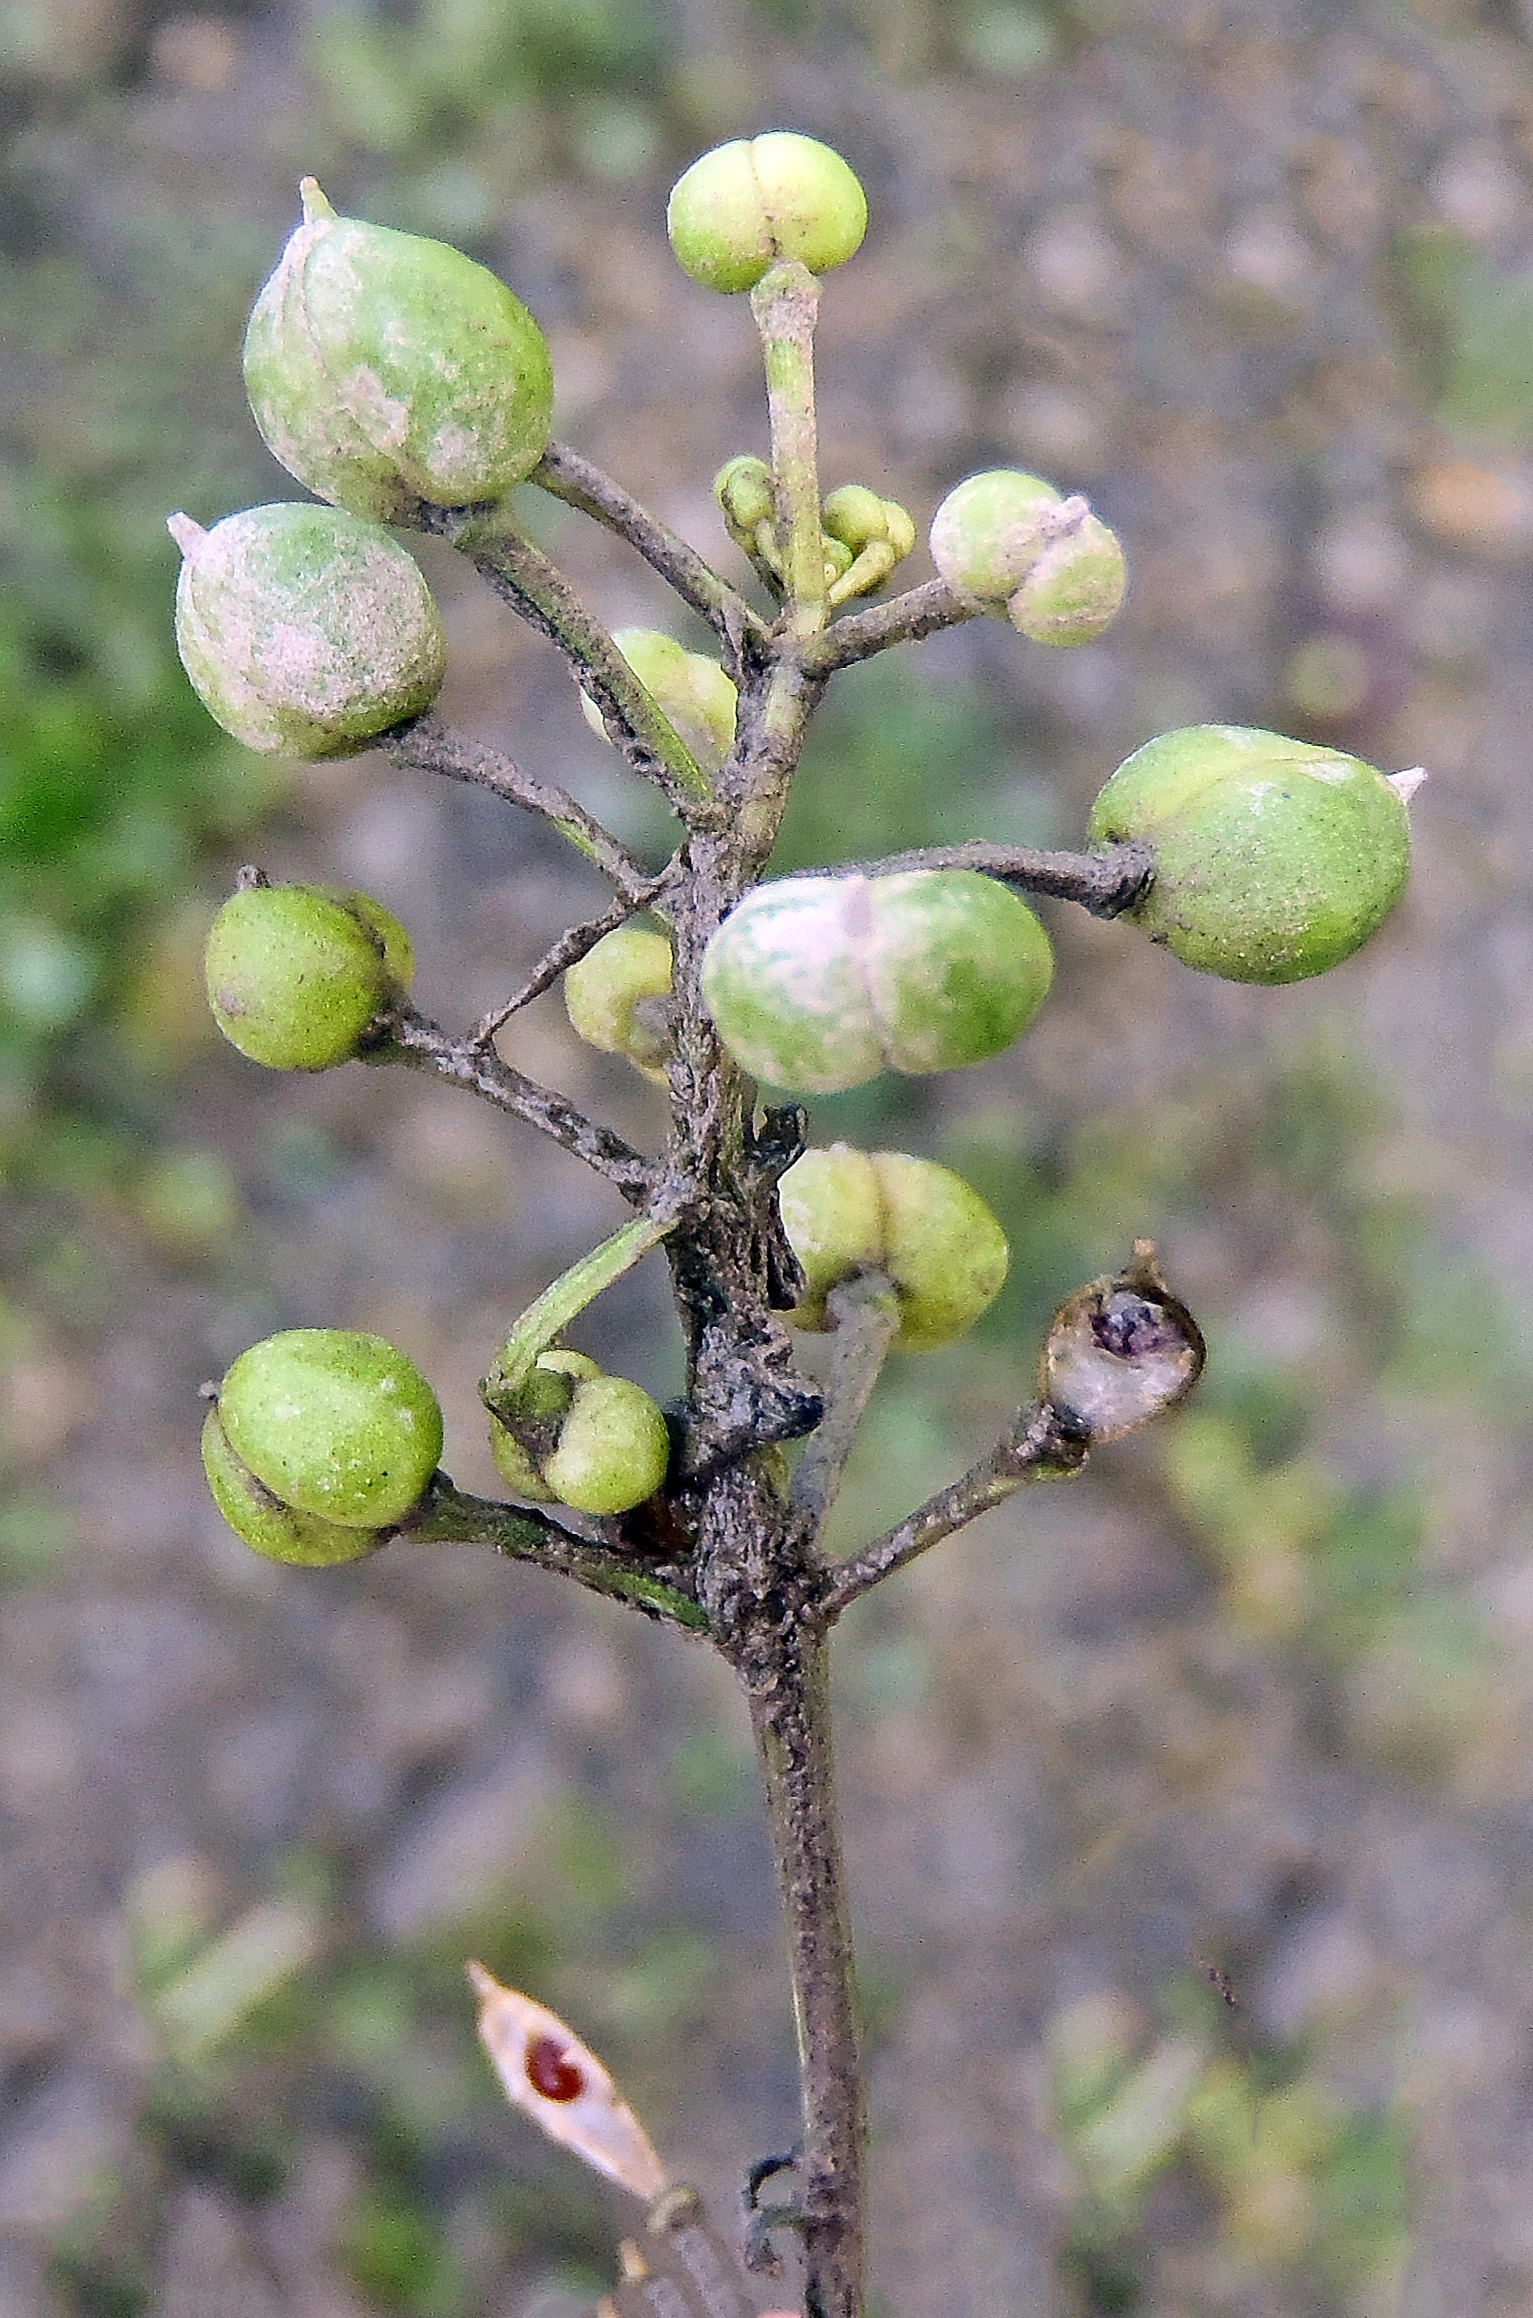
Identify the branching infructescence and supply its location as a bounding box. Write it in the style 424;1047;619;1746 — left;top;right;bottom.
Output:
176;129;1422;2318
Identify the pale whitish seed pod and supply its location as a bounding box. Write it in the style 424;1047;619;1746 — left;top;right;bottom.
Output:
171;503;446;757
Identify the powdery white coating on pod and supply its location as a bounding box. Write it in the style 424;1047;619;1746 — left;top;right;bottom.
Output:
929;469;1064;602
171;503;446;757
779;1146;1010;1352
243;180;553;522
667;134;868;294
201;1407;387;1565
700;871;1054;1095
1087;723;1413;983
1007;510;1126;645
204;881;412;1071
217;1328;443;1529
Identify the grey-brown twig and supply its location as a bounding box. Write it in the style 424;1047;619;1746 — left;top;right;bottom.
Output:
809;837;1156;919
799;577;980;674
532;439;767;658
470;876;677;1049
401;1479;707;1629
820;1401;1088;1621
371;1005;653;1198
377;712;652;895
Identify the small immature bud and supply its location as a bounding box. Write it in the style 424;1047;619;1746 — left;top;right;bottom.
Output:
1042;1243;1204;1440
700;870;1054;1095
564;927;674;1083
581;629;737;776
202;1407;386;1565
667;133;868;294
715;455;777;536
821;484;917;603
488;1350;671;1516
204;880;412;1071
243;179;553;522
1087;724;1414;983
170;503;446;757
779;1146;1010;1351
215;1328;444;1529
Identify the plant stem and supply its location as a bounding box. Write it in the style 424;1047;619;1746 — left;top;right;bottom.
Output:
799;578;980;674
752;262;827;643
481;1211;680;1416
403;1481;707;1629
808;838;1157;920
744;1623;865;2318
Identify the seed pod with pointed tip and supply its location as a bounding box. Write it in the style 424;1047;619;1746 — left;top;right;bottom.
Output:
171;504;446;758
1087;724;1414;983
779;1147;1010;1352
667;135;868;294
216;1329;443;1529
202;1407;388;1565
243;179;553;522
701;871;1053;1095
488;1351;670;1516
204;880;412;1071
580;630;737;776
564;927;674;1084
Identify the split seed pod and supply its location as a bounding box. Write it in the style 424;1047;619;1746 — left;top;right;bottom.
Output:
1041;1244;1205;1440
700;871;1054;1095
488;1351;671;1517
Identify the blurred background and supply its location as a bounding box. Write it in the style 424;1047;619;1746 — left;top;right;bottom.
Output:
6;0;1533;2311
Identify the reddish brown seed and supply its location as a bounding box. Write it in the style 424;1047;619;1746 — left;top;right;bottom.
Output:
525;2034;584;2102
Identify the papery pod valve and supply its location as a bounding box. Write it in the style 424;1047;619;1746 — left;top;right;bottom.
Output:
779;1146;1010;1351
580;629;736;776
243;179;554;522
564;927;674;1084
204;878;413;1071
1087;724;1415;983
1041;1244;1205;1441
487;1351;671;1516
212;1328;444;1532
170;504;446;757
929;469;1125;646
667;133;868;294
700;870;1054;1094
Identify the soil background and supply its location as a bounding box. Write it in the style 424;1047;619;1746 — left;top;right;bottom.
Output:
6;3;1533;2314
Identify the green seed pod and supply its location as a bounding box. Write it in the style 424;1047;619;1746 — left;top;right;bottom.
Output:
170;503;446;758
1087;724;1414;984
667;134;868;294
1007;510;1126;646
779;1146;1010;1352
243;179;553;522
204;880;412;1070
564;926;674;1084
580;629;737;776
202;1406;387;1565
488;1350;670;1516
700;871;1054;1095
217;1328;443;1529
929;469;1064;604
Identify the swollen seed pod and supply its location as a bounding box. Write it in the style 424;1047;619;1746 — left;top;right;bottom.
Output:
1087;724;1414;983
929;470;1064;603
202;1407;387;1565
779;1147;1010;1352
243;179;553;521
667;134;868;294
580;630;737;776
700;871;1054;1095
216;1329;443;1529
564;927;674;1083
204;880;412;1071
170;504;446;758
487;1351;671;1516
